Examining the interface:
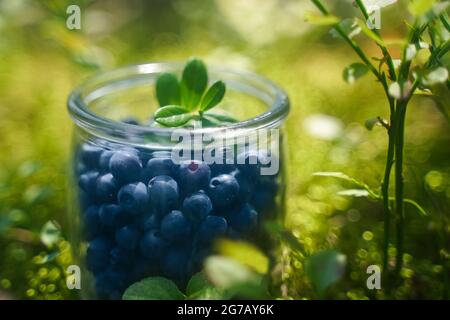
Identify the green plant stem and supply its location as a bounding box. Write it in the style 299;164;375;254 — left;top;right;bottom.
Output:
381;112;395;274
393;100;407;282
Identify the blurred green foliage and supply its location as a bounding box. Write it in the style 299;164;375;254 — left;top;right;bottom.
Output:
0;0;448;299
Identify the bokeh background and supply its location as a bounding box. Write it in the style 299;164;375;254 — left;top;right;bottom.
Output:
0;0;448;299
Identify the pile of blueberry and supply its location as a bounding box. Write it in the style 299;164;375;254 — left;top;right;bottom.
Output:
75;142;279;299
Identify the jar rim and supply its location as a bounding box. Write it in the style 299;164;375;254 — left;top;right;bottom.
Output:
67;62;290;141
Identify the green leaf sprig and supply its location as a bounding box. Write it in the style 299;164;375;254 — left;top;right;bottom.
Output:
153;58;236;127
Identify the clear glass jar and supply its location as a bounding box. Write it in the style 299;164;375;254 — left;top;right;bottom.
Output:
67;62;289;299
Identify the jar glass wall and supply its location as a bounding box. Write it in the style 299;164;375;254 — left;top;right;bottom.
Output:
67;63;289;299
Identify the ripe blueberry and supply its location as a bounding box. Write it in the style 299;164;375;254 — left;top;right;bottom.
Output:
228;203;258;233
140;229;166;260
99;204;126;230
118;182;149;215
208;174;240;208
84;206;101;240
178;160;211;194
161;210;191;242
148;175;179;216
141;157;176;183
161;245;191;284
86;236;112;273
182;191;212;221
115;225;140;250
79;171;99;194
109;150;142;184
80;144;103;169
198;215;228;243
110;247;135;267
99;150;115;172
96;173;119;203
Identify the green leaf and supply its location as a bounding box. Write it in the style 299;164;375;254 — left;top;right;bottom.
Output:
40;220;61;249
186;272;225;300
181;58;208;109
343;63;369;84
403;198;428;216
365;117;379;130
153;105;193;127
217;239;269;274
155;73;180;107
186;272;210;296
305;12;340;25
122;277;185;300
305;250;346;296
204;256;269;299
200;81;226;111
330;18;361;39
204;113;238;124
356;18;385;46
313;171;353;181
337;189;370;197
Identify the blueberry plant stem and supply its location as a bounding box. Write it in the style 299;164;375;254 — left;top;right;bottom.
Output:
393;101;407;281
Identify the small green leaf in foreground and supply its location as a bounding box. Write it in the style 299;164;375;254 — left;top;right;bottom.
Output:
343;63;369;84
156;72;180;107
305;250;346;296
154;105;193;127
181;58;208;109
200;80;226;111
122;277;185;300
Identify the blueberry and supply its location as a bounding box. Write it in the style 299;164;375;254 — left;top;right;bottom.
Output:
250;189;276;213
182;191;212;221
83;206;101;240
95;267;130;298
161;210;191;242
86;236;112;273
228;203;258;233
198;215;228;243
78;171;99;194
148;175;179;216
161;245;191;285
79;144;103;169
141;157;176;183
140;229;167;260
109;150;142;184
95;173;119;203
99;204;126;230
208;174;240;208
232;169;253;202
99;150;114;172
110;247;135;267
136;213;160;231
79;190;94;210
178;160;211;194
115;225;140;250
118;182;149;214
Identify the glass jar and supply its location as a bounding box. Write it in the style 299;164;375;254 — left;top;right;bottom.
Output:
67;62;289;299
